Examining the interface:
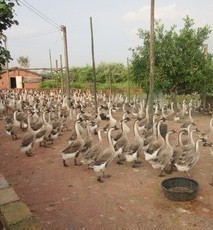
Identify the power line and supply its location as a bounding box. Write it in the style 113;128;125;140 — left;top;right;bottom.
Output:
19;0;60;28
8;29;60;40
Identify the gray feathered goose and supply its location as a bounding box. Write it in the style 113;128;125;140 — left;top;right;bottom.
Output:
61;118;85;167
148;129;176;176
123;118;144;167
91;126;119;183
81;128;103;167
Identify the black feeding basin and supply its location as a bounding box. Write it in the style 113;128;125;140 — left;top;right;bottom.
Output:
161;177;199;202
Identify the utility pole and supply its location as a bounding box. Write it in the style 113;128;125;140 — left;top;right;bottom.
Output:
202;44;208;111
90;17;98;113
148;0;155;125
61;25;70;99
55;59;59;91
49;49;53;74
60;54;64;94
127;57;130;104
109;65;112;96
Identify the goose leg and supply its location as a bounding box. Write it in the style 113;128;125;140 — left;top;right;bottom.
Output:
26;150;32;157
185;171;192;178
158;170;166;177
63;159;68;167
117;160;124;165
97;175;104;183
164;166;173;174
103;172;111;178
209;175;213;186
74;158;82;166
134;159;142;164
132;161;140;168
132;163;140;168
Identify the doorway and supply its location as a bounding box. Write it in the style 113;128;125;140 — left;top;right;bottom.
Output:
10;77;16;88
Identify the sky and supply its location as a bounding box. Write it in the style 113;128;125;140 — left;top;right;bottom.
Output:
4;0;213;69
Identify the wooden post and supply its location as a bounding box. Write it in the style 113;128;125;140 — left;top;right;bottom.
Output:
55;59;59;91
90;17;98;113
202;44;208;111
61;25;70;100
127;57;130;104
148;0;155;125
60;54;64;94
109;65;112;96
49;49;53;74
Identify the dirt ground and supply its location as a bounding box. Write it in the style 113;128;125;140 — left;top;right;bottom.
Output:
0;111;213;230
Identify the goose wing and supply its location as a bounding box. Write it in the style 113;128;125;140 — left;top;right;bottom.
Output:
62;140;82;154
94;150;113;166
21;133;34;147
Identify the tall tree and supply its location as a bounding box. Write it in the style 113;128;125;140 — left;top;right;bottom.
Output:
17;56;30;68
130;16;212;103
0;0;19;72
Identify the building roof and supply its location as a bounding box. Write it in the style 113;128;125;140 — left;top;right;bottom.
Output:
1;66;41;77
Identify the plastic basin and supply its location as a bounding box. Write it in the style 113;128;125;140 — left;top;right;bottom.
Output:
161;177;199;202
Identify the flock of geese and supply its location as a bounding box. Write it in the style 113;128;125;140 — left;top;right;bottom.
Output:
0;89;212;183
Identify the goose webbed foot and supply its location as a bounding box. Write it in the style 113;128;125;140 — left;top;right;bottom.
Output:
132;163;140;168
209;176;213;186
185;171;192;178
164;167;172;174
117;160;124;165
171;164;177;172
26;151;32;157
97;176;104;183
158;170;166;177
134;160;142;164
63;159;69;167
103;173;111;178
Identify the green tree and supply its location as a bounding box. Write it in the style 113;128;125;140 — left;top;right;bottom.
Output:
17;56;30;68
0;0;19;72
130;16;212;102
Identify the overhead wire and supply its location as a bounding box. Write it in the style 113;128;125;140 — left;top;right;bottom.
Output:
8;29;61;40
18;0;60;28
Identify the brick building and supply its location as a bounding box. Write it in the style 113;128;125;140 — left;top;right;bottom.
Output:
0;67;42;90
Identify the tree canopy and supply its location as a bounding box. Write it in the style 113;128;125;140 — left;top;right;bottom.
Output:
0;0;19;72
17;56;30;68
130;16;213;99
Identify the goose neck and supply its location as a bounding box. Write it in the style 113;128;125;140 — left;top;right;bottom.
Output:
195;139;202;154
122;121;130;135
75;121;82;140
107;128;113;148
157;120;164;142
97;129;103;143
189;107;193;122
134;120;140;139
165;131;173;149
190;130;196;147
178;130;185;148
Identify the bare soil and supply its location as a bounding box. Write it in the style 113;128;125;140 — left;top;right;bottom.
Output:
0;112;213;230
